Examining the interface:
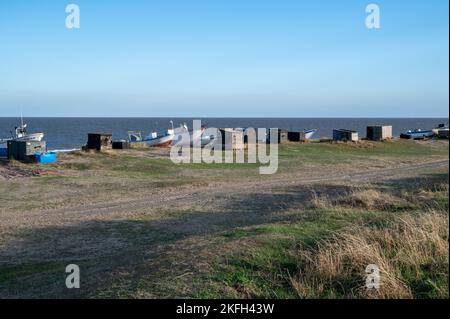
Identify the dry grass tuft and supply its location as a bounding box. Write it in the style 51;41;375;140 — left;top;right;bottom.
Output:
402;182;449;206
309;191;333;209
289;213;449;299
339;189;405;210
309;188;405;211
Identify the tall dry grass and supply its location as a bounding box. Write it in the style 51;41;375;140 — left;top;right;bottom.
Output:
310;181;449;212
289;213;449;298
310;188;406;211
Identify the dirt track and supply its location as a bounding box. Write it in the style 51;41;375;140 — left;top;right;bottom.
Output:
1;159;447;229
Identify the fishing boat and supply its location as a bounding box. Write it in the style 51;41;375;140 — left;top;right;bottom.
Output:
0;117;44;144
432;124;449;139
304;128;318;140
12;124;44;142
400;128;435;140
432;124;449;134
172;123;216;148
128;120;175;147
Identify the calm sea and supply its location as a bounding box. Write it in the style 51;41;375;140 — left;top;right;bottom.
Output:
0;118;448;150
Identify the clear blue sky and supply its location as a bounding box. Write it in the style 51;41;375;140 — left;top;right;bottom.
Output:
0;0;448;117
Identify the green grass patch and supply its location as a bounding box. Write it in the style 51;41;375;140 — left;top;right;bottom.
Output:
278;140;448;165
199;208;391;298
195;179;449;299
0;262;63;284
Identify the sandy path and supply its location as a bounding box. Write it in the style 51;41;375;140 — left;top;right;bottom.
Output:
1;159;447;229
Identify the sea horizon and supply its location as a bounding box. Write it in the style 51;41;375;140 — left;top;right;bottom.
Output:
1;116;448;119
1;117;448;149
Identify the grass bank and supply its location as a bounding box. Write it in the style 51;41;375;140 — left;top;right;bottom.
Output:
193;174;449;299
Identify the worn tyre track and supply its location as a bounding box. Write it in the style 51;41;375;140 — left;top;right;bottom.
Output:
1;159;447;229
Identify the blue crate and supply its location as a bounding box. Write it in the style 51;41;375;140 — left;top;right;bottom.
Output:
35;152;57;164
0;148;7;157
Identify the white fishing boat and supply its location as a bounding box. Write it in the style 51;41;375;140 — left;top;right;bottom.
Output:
432;123;449;135
128;120;175;147
400;128;435;140
13;124;44;142
1;116;44;144
304;128;318;140
172;123;216;148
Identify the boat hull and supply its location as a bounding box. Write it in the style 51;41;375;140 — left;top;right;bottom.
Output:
143;134;174;147
304;129;317;140
400;130;435;140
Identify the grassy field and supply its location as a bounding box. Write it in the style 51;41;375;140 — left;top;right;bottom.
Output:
195;179;449;299
0;139;448;298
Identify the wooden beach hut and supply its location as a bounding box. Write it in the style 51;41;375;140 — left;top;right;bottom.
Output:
366;125;393;141
86;133;113;151
112;140;130;149
287;131;306;142
219;128;245;150
333;129;359;142
268;129;288;144
243;128;257;145
7;140;46;161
